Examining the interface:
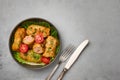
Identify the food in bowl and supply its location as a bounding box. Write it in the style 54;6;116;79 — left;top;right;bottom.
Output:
9;18;60;67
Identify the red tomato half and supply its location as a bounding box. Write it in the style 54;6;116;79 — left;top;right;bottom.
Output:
19;44;28;53
41;57;50;64
35;34;44;44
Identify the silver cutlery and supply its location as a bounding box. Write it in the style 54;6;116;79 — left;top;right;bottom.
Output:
57;40;89;80
46;44;75;80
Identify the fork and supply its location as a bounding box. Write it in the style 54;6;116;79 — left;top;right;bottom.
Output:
46;44;75;80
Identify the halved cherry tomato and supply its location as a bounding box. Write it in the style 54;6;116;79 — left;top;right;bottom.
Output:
19;44;28;53
41;57;50;64
35;34;44;44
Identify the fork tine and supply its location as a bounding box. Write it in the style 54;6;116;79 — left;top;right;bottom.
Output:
61;44;73;54
63;46;75;58
46;44;75;80
64;47;74;58
59;44;75;62
61;45;75;59
61;45;74;56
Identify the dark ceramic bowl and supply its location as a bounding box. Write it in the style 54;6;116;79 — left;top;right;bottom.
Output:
9;18;61;69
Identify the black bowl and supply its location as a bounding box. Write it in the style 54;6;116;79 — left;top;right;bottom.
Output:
9;18;61;69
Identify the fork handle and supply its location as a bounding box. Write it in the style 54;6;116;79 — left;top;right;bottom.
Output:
57;68;68;80
46;62;61;80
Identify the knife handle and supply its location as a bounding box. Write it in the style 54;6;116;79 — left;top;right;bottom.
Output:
57;68;67;80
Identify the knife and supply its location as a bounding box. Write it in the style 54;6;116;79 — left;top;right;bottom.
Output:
57;40;89;80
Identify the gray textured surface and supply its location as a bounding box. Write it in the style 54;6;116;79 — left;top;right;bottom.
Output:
0;0;120;80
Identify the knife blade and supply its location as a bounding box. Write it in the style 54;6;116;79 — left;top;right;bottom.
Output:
57;40;89;80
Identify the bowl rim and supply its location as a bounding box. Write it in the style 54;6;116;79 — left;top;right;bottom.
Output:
9;17;61;69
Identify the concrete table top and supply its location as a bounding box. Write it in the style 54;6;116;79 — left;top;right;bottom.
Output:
0;0;120;80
